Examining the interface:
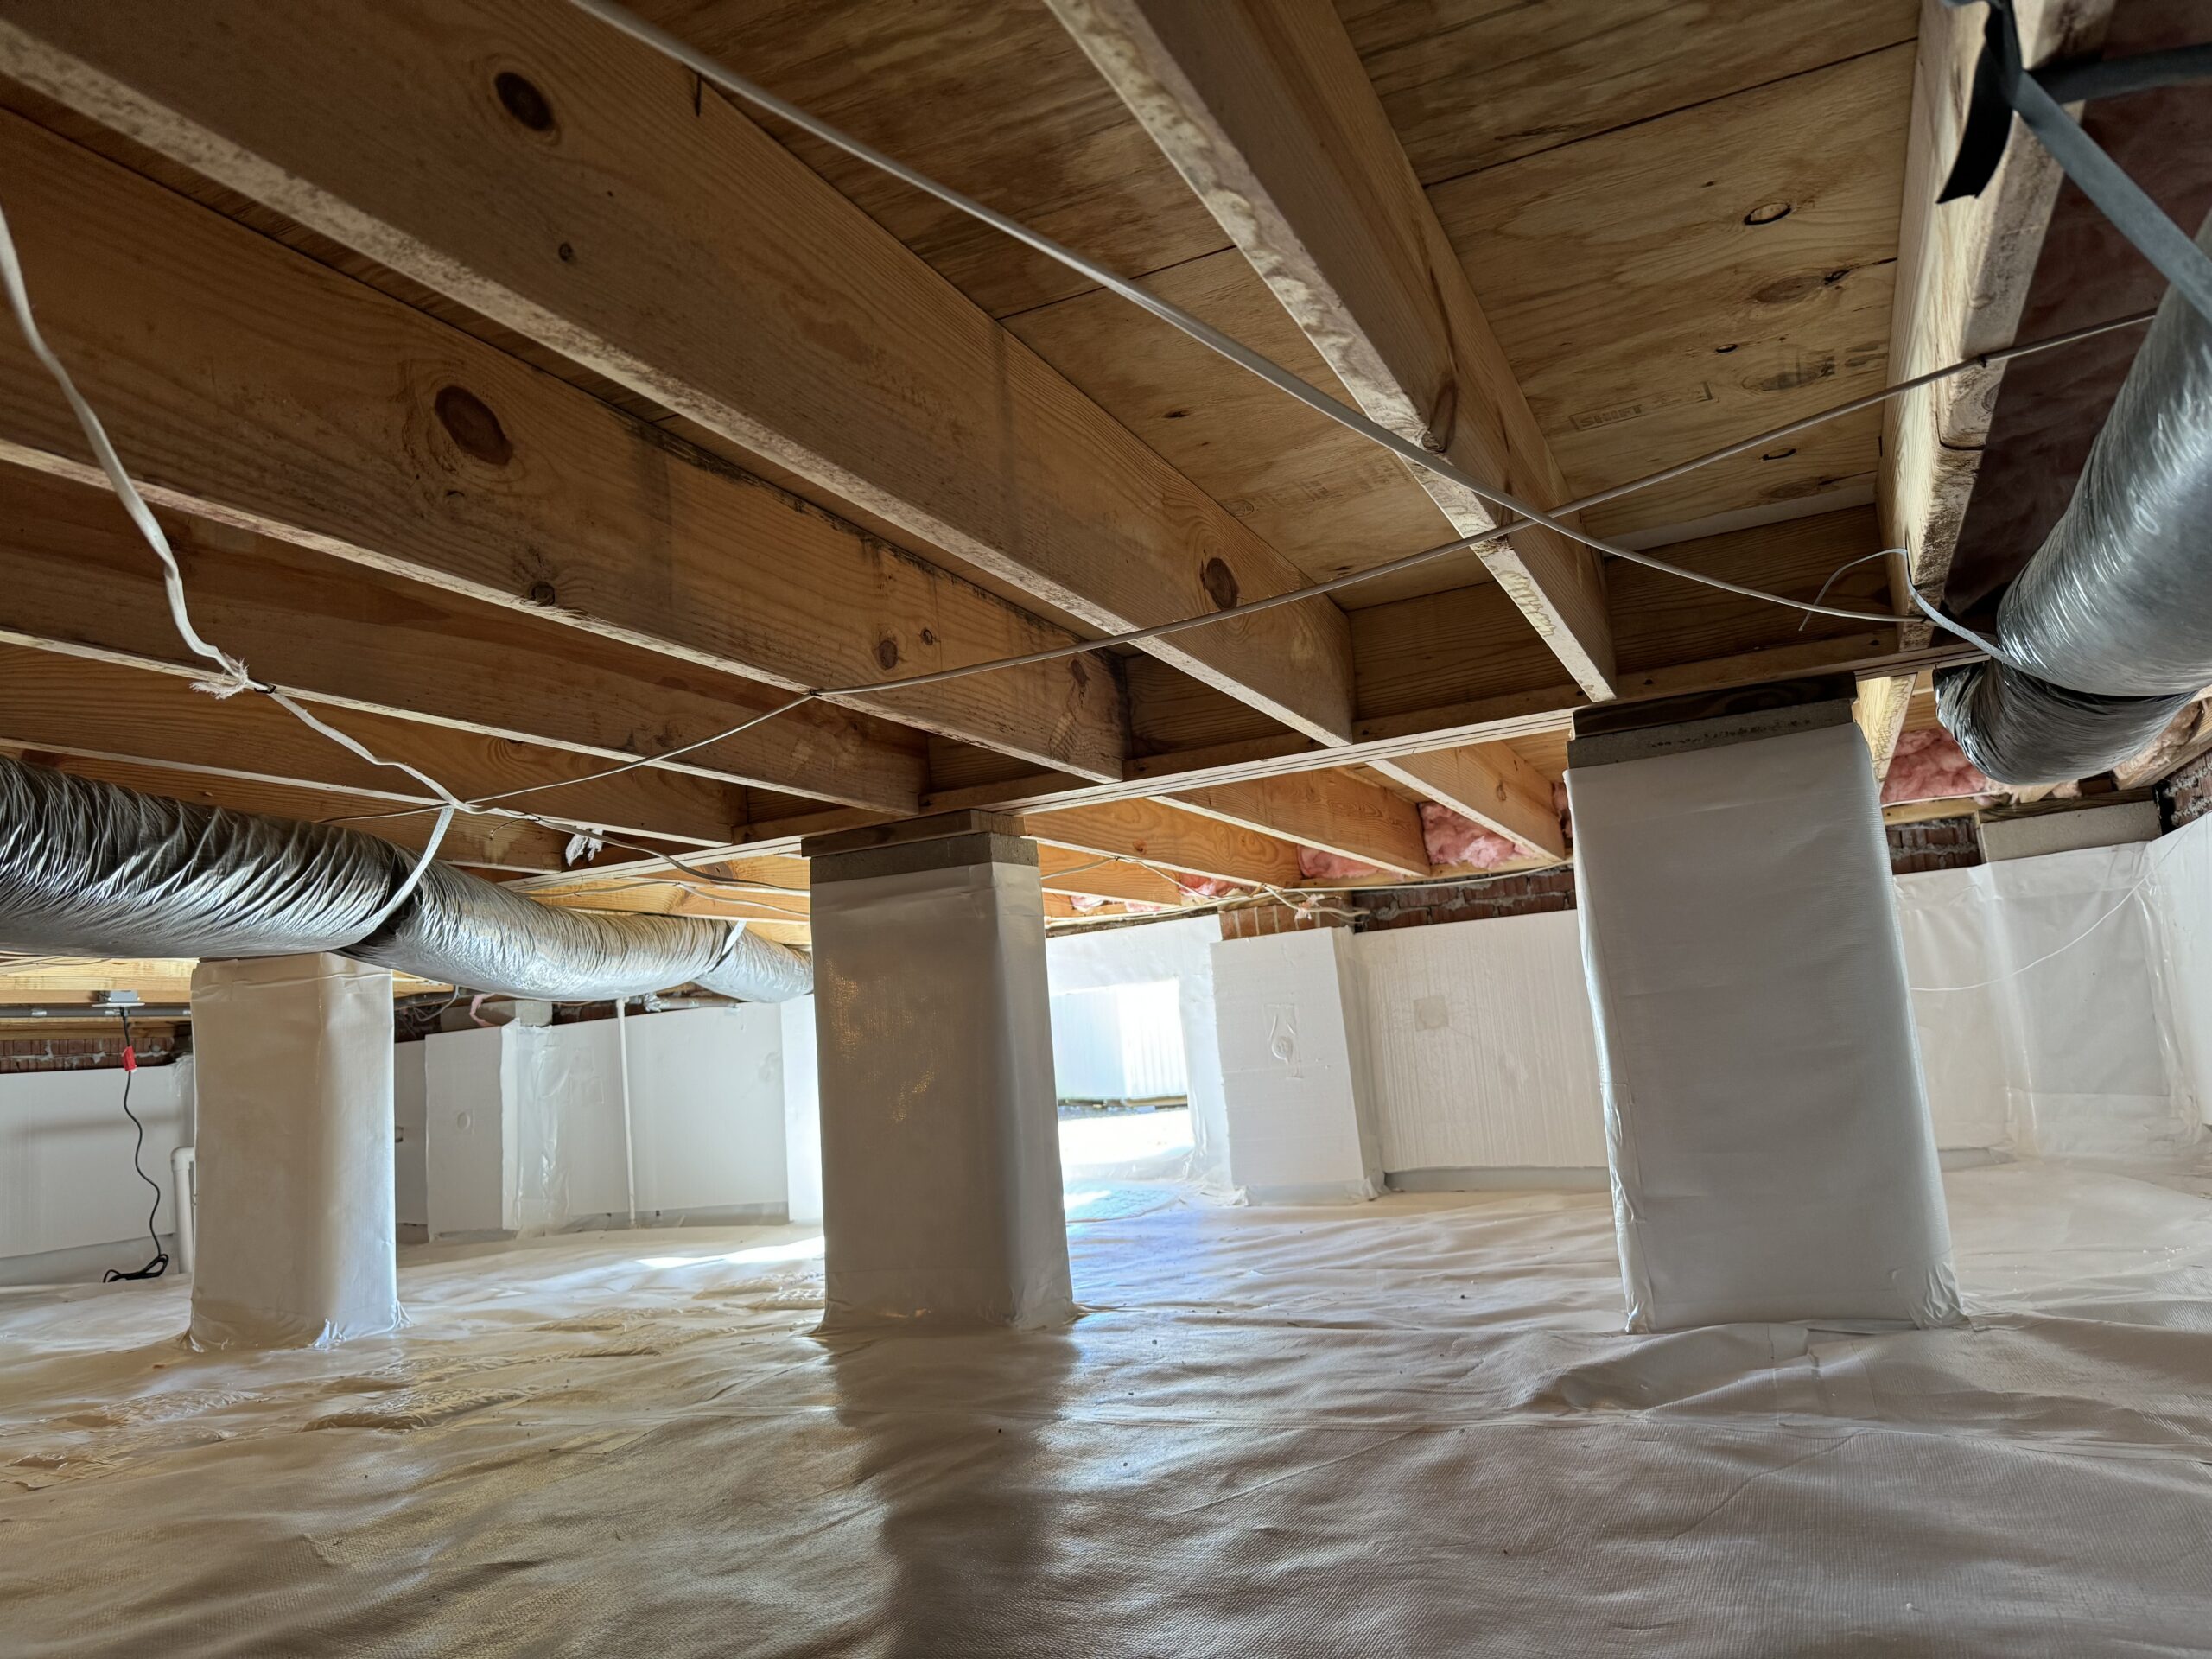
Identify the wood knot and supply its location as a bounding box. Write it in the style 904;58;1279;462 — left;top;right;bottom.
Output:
494;71;556;134
875;636;900;671
1201;556;1240;611
434;385;513;466
526;580;557;607
1422;379;1458;454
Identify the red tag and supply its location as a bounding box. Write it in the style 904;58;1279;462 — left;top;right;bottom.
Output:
121;1045;137;1073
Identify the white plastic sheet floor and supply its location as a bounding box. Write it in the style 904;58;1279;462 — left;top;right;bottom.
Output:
5;1160;2212;1656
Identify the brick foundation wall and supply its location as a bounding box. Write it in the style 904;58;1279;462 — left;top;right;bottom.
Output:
0;1029;181;1073
1887;816;1983;875
1354;867;1578;932
1218;900;1350;940
1331;815;1982;934
2159;752;2212;830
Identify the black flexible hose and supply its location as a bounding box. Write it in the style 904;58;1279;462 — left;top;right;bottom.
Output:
102;1007;168;1283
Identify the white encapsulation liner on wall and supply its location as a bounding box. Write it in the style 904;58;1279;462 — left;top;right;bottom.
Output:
0;1055;193;1285
1342;828;2210;1189
1047;913;1229;1189
421;1004;790;1241
1896;835;2205;1160
1357;908;1608;1174
2152;810;2212;1124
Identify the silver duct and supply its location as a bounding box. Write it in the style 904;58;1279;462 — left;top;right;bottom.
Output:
0;754;810;1002
1938;213;2212;784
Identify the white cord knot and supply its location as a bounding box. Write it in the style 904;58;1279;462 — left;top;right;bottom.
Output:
187;655;260;699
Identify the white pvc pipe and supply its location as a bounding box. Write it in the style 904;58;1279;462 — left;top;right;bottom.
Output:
168;1144;196;1277
615;998;637;1229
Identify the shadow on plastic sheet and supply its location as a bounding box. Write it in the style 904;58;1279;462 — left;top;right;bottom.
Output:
822;1326;1081;1656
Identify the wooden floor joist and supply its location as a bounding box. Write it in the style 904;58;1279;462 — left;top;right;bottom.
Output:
1880;0;2114;638
0;111;1128;782
537;881;813;949
1371;745;1563;861
7;750;578;874
0;0;1358;749
1168;770;1430;879
0;468;929;817
0;1;2037;972
1864;0;2113;779
1024;798;1303;891
0;646;751;848
1037;846;1194;908
1049;0;1616;701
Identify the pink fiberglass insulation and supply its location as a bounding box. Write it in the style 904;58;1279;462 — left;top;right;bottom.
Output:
1420;803;1523;870
1178;874;1243;899
1883;728;1993;805
1298;846;1379;881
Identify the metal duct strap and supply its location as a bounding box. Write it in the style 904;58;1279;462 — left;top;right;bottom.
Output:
0;754;810;1001
1938;210;2212;784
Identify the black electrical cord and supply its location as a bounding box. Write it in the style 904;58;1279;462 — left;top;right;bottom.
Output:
102;1007;169;1283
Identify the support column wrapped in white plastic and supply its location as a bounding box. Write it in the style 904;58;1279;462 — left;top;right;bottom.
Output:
1211;926;1383;1202
187;954;400;1348
807;822;1072;1330
1568;721;1959;1332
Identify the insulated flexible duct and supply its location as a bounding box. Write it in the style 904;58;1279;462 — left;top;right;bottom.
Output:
1938;213;2212;784
0;755;810;1001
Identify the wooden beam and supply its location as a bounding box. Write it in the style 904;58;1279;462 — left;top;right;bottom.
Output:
1371;745;1563;860
1038;846;1193;908
0;467;928;816
537;885;812;947
5;749;576;872
0;959;446;998
0;111;1127;780
0;966;198;1001
0;645;748;847
1024;798;1300;890
2115;697;2212;790
1853;671;1917;780
1169;771;1430;879
1048;0;1615;700
1880;0;2113;632
0;0;1357;746
512;505;1957;887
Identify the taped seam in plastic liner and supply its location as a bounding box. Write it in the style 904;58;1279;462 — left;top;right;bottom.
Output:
0;753;810;1001
1568;722;1961;1332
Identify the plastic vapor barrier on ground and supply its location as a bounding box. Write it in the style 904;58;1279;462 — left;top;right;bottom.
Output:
4;1161;2210;1653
